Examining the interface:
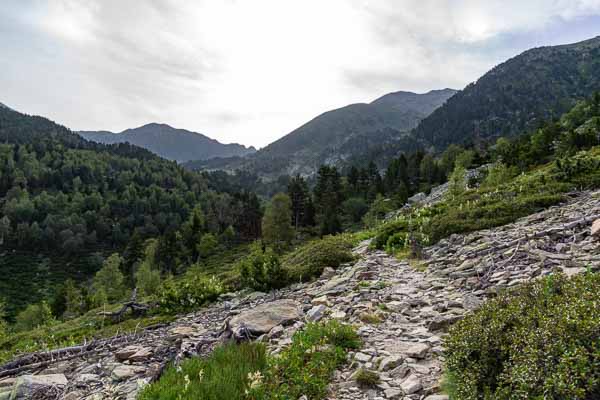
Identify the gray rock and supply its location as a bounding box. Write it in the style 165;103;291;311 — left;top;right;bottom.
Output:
379;355;403;371
229;299;302;336
306;305;326;322
384;388;403;399
10;374;67;399
400;374;422;394
404;343;430;359
424;395;449;400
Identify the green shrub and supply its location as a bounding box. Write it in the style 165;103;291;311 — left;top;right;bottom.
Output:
135;261;161;297
444;272;600;400
139;342;266;400
283;234;356;282
157;274;223;314
354;368;380;387
14;301;55;332
248;320;360;399
239;246;287;291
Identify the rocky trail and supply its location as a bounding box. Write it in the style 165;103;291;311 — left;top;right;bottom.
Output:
1;190;599;400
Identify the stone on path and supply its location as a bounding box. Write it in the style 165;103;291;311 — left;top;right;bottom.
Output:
229;299;302;336
306;305;326;322
10;374;67;399
400;374;422;395
404;343;430;359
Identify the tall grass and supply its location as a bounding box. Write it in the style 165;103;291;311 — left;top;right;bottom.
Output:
139;342;267;400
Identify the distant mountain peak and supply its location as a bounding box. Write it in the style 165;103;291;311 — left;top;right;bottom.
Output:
79;123;255;163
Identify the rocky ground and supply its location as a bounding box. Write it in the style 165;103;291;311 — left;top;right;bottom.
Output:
1;190;599;400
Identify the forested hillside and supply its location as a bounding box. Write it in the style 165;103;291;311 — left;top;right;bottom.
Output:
0;106;262;318
414;36;600;149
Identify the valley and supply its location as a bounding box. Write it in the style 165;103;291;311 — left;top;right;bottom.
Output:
1;23;600;400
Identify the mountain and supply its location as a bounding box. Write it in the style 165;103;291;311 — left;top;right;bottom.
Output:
185;89;457;178
80;123;256;163
0;102;12;111
414;36;600;149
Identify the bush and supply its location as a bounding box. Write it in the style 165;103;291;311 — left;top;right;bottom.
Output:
139;342;267;400
14;301;55;332
157;275;223;314
239;246;287;291
354;368;380;387
444;273;600;400
92;253;127;305
135;261;161;297
247;320;360;399
283;234;356;282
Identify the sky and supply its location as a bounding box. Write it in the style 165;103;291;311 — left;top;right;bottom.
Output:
2;1;600;148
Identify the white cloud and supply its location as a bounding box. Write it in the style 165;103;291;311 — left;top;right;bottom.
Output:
0;0;599;148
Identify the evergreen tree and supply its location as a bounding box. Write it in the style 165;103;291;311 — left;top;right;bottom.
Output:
287;175;311;230
314;166;344;235
262;193;294;250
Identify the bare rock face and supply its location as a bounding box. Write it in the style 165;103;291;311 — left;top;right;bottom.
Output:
229;299;302;337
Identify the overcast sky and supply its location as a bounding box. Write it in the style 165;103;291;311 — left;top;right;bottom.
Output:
2;1;600;148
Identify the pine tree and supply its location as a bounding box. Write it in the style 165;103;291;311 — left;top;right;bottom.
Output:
287;175;311;230
262;193;294;250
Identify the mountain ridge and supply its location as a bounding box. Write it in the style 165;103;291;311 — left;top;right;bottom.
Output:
185;88;457;178
80;123;256;163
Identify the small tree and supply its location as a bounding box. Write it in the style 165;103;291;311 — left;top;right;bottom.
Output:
63;279;84;319
447;166;467;198
92;253;127;305
0;301;7;340
197;233;218;259
15;301;55;332
262;193;294;250
135;261;161;297
135;240;162;297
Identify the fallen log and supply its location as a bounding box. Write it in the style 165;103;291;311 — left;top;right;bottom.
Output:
97;288;153;322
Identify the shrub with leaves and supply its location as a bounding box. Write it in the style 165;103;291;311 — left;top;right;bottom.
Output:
283;234;356;282
157;275;223;314
14;301;55;332
247;320;361;399
239;246;287;291
444;272;600;400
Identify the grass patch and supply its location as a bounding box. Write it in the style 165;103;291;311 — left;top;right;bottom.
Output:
139;342;267;400
444;272;600;399
359;312;383;324
142;320;360;400
354;368;380;387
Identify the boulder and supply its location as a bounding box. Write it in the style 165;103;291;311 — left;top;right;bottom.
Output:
229;299;302;336
10;374;67;399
